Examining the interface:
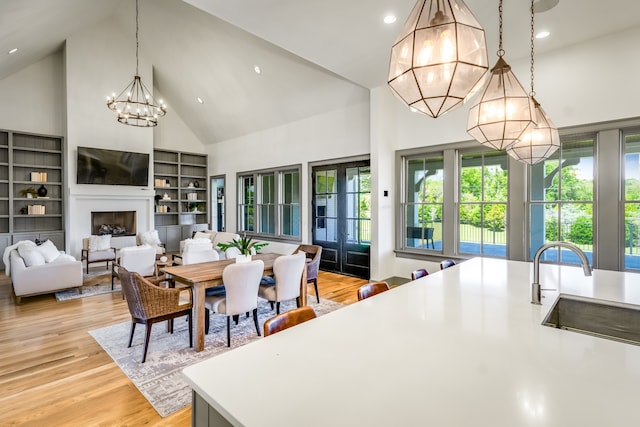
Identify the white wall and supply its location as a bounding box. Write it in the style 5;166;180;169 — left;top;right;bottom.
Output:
369;26;640;280
0;52;64;136
152;87;206;153
207;100;371;247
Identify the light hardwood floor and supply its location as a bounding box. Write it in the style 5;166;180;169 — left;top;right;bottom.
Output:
0;268;367;426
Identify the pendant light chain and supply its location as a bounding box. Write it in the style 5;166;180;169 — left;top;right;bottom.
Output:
105;0;167;127
135;0;139;75
497;0;504;57
529;0;535;97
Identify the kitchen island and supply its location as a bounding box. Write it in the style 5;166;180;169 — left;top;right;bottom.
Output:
183;257;640;426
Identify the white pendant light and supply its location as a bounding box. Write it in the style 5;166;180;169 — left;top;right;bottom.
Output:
467;0;535;150
388;0;489;118
507;0;559;164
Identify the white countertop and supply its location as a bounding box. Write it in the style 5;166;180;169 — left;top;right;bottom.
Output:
182;258;640;426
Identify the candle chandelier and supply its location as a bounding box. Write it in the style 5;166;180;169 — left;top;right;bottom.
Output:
506;0;559;164
466;0;535;150
106;0;166;127
388;0;489;118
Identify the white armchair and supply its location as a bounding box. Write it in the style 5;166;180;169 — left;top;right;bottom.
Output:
204;259;264;347
173;237;213;265
112;244;157;289
81;235;116;274
182;242;219;265
137;230;165;255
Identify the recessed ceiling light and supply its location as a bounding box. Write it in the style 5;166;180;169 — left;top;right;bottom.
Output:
384;15;397;24
254;65;262;74
8;48;18;54
197;97;204;104
536;31;550;39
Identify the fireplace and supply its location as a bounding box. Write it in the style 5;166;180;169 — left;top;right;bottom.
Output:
91;211;137;236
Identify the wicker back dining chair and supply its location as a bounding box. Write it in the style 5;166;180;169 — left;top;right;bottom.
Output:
118;267;193;363
357;281;390;301
263;306;317;337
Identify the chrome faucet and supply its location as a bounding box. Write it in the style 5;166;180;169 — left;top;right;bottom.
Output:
531;241;592;305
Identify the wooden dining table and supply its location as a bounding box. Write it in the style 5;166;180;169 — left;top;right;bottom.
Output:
163;252;307;352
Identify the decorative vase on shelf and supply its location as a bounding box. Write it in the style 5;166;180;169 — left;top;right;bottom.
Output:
37;184;48;197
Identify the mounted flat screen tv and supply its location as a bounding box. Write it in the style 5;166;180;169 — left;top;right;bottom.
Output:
77;146;149;186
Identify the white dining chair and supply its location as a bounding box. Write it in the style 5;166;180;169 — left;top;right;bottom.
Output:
204;259;264;347
258;252;306;314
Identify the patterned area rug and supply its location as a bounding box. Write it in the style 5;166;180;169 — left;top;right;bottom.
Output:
55;270;117;301
89;297;343;417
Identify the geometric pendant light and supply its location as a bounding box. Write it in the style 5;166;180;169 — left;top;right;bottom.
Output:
388;0;489;118
467;0;535;150
506;97;559;164
506;0;559;164
106;0;166;127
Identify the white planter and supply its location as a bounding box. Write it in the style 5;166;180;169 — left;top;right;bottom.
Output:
235;254;252;263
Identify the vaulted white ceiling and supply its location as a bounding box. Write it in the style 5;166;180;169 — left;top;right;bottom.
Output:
1;0;639;143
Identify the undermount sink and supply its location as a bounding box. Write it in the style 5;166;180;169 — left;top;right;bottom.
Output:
542;294;640;346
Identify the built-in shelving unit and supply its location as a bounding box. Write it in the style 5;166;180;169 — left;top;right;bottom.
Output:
153;149;208;252
0;130;65;269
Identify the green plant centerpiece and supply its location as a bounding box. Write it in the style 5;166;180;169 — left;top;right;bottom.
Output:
217;233;268;255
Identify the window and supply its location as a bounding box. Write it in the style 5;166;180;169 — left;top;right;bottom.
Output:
239;175;254;232
346;166;371;244
624;131;640;271
400;118;637;270
529;135;595;264
403;155;444;251
459;151;508;257
238;166;301;240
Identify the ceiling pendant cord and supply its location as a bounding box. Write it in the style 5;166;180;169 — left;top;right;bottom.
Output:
506;0;560;165
466;0;535;151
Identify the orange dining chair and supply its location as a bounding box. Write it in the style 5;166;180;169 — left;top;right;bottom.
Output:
440;259;456;270
263;306;317;337
411;268;429;280
357;281;390;301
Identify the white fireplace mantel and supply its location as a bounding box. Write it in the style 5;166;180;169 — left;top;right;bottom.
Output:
67;191;155;260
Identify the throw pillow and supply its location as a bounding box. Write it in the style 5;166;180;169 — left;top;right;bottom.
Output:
17;243;46;267
139;230;161;246
36;239;60;263
88;235;111;251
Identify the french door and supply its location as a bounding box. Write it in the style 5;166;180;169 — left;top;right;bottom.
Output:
312;161;370;279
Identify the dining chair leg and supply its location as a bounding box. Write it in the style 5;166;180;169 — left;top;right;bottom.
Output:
233;314;239;325
296;297;300;308
226;316;231;347
276;301;281;315
252;308;260;336
269;301;274;311
142;323;153;363
205;308;210;334
187;313;193;348
313;278;319;303
128;322;136;348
